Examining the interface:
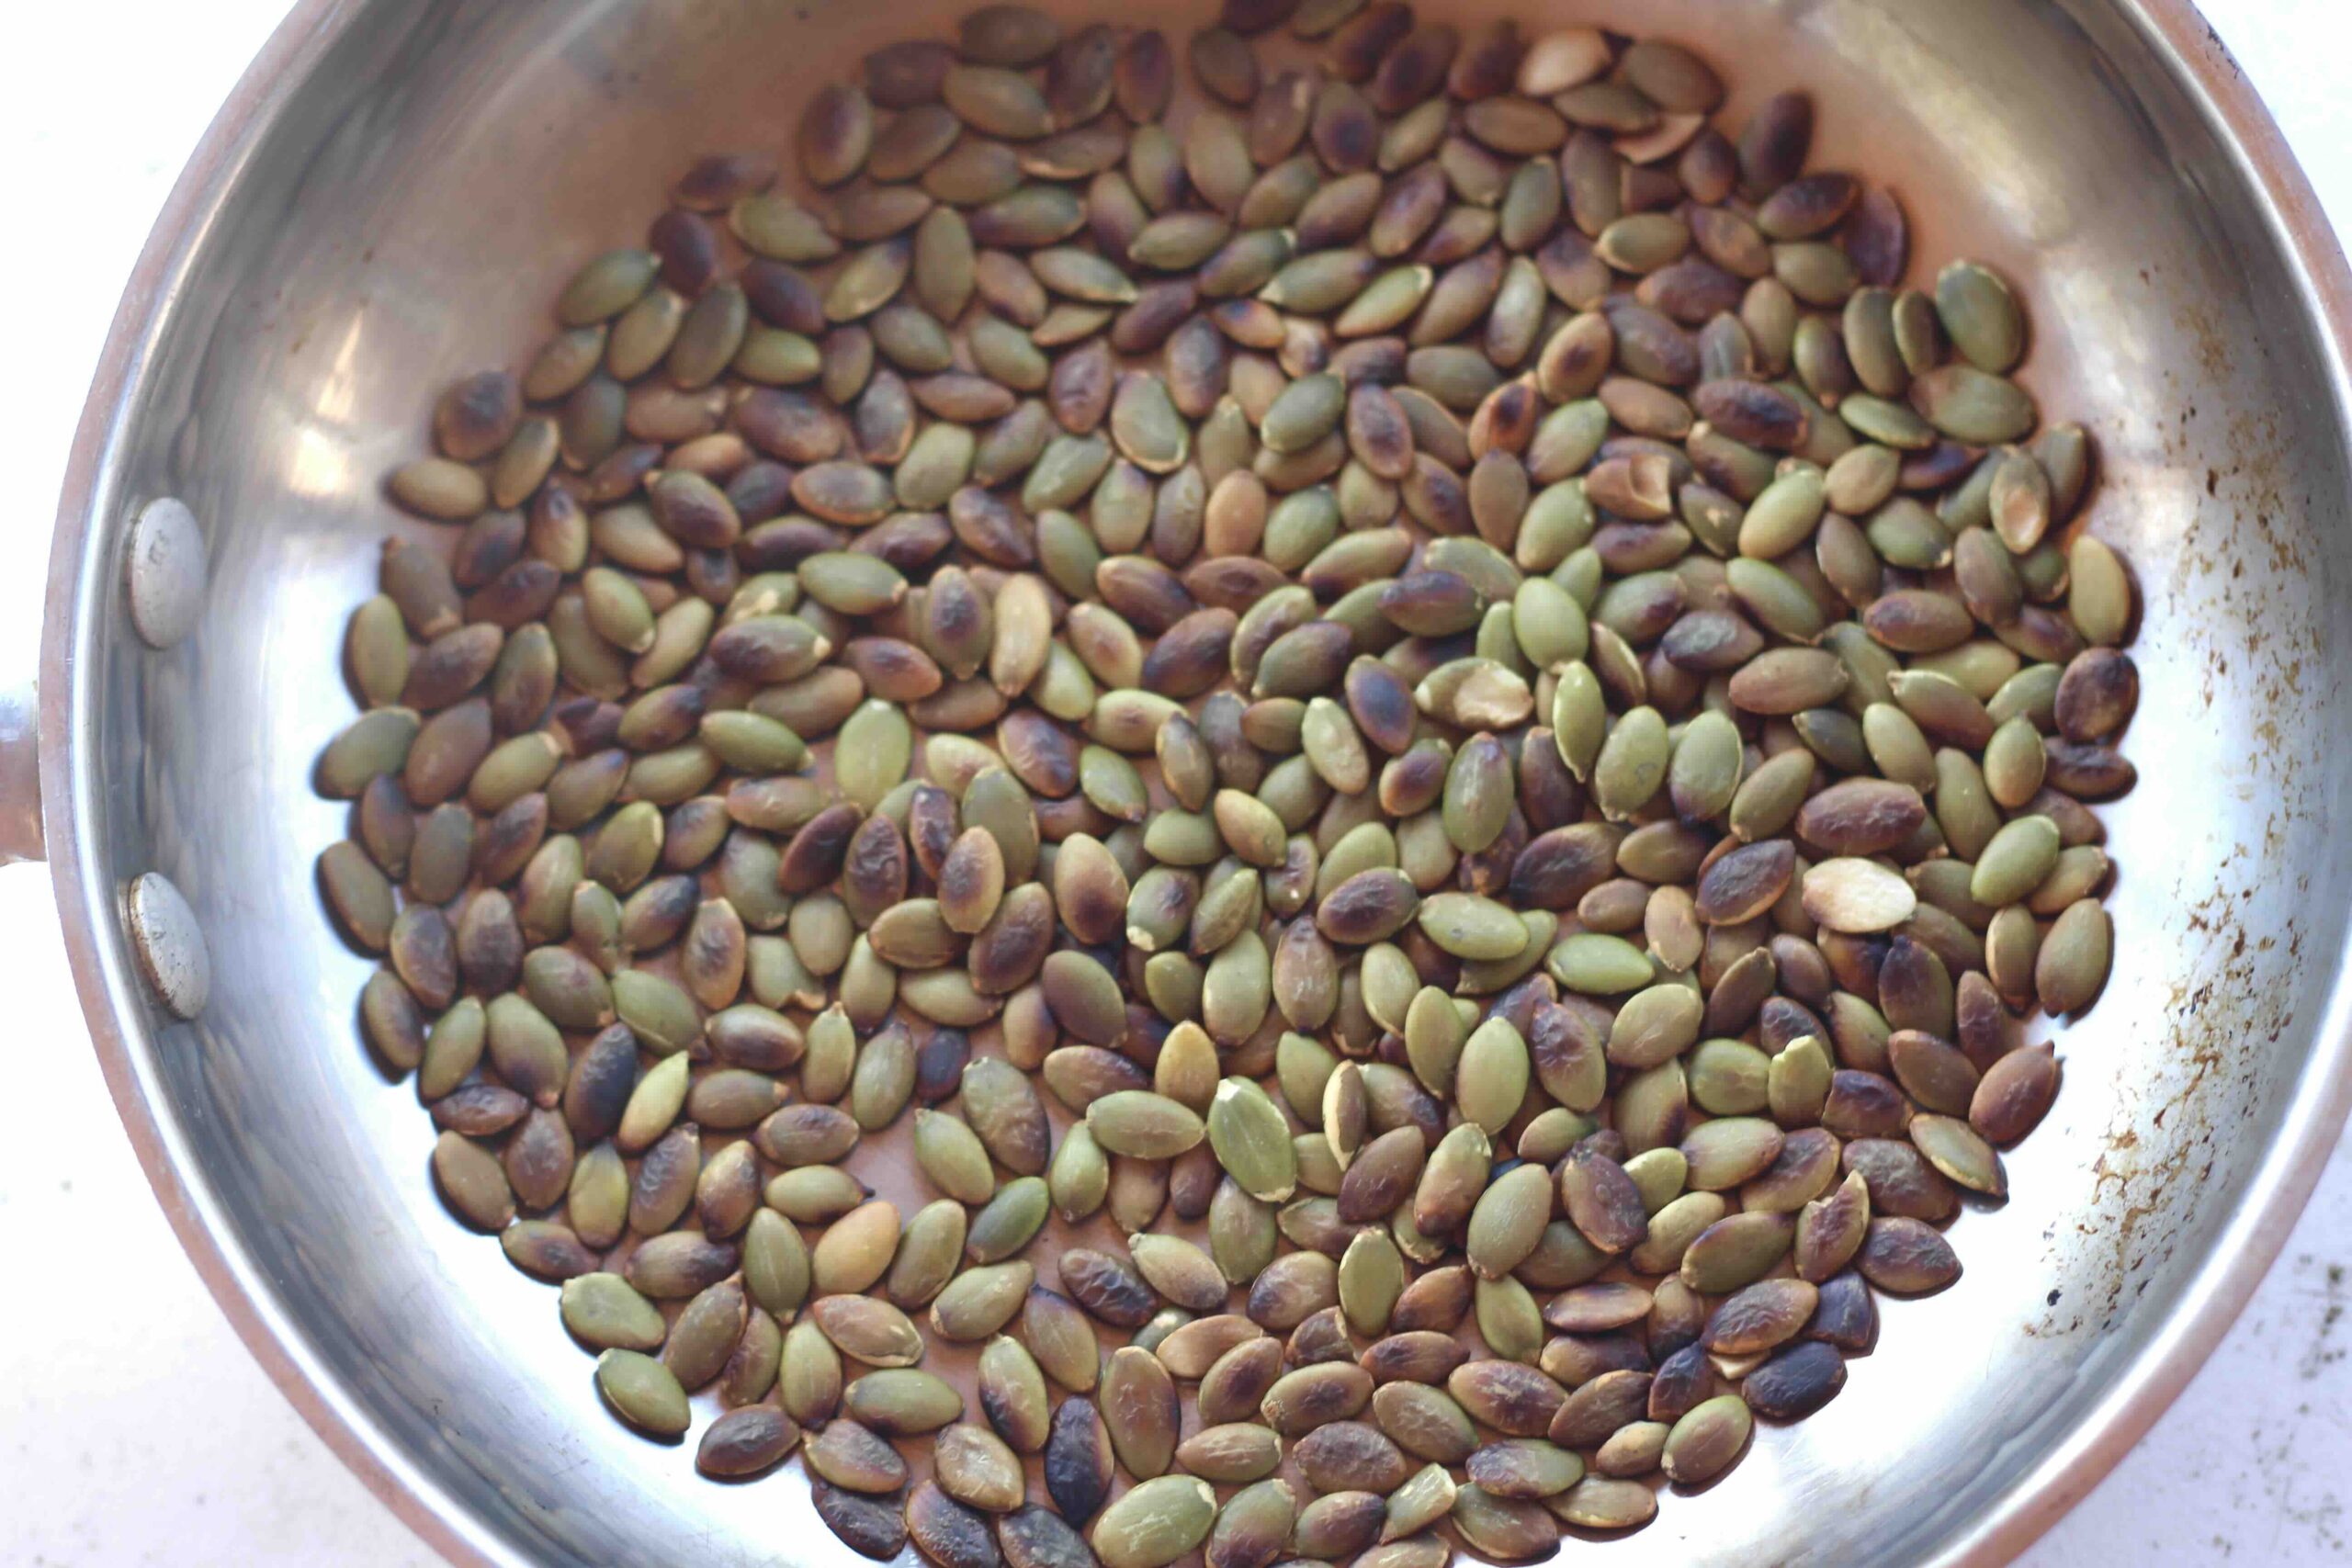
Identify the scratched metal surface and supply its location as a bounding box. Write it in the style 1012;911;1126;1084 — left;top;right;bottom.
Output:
25;0;2352;1564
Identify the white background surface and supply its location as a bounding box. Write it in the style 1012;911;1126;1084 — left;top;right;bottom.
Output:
2;2;2348;1564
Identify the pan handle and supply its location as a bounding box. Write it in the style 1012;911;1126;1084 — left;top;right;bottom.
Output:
0;680;41;865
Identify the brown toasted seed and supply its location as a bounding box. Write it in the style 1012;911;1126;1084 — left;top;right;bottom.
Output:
1142;1310;1250;1375
1283;1493;1380;1563
1798;778;1929;855
1558;1147;1647;1253
1446;1361;1566;1437
432;1132;514;1231
1317;867;1421;945
1972;1043;2060;1145
1793;1170;1871;1284
1261;1360;1374;1434
1742;1338;1849;1423
2041;739;2135;800
662;1280;749;1393
806;1416;909;1493
1702;1279;1819;1357
1466;1437;1587;1503
1546;1368;1652;1449
1190;26;1261;106
1204;1477;1296;1568
1248;1249;1340;1331
946;65;1055;141
1290;1313;1363;1374
1336;1124;1426;1222
696;1405;800;1478
912;1429;1015;1523
1044;1397;1116;1524
801;88;877;187
909;1482;1001;1568
1369;1382;1476;1470
1173;1420;1284;1485
809;1292;926;1369
959;2;1060;64
863;37;956;105
1858;1215;1963;1294
815;1481;910;1562
1194;1334;1283;1427
1360;1329;1471;1385
1543;1281;1655;1336
1290;1421;1407;1495
997;1506;1094;1568
974;1335;1053;1455
1059;1248;1159;1330
1693;840;1795;926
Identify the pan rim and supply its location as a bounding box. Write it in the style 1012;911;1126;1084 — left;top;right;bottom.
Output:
38;2;2352;1564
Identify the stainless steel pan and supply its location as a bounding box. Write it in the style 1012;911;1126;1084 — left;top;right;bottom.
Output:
12;0;2352;1562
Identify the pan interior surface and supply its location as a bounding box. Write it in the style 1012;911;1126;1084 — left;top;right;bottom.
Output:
58;1;2350;1563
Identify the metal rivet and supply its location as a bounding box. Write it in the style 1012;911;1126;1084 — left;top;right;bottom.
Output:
125;497;207;649
126;872;210;1021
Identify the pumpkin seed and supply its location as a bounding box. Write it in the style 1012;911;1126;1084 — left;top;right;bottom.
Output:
696;1405;799;1478
1550;1475;1657;1531
1660;1393;1752;1485
1001;1506;1096;1568
845;1365;965;1434
1091;1477;1217;1568
1209;1479;1298;1568
594;1349;690;1438
933;1260;1038;1340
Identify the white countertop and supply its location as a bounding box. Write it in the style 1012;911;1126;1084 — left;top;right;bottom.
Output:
1;2;2346;1563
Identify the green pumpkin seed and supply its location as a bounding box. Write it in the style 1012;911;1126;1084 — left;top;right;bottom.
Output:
1454;1017;1530;1135
1971;815;2063;906
1089;1090;1206;1158
1661;1394;1752;1485
595;1349;691;1437
1091;1477;1218;1568
969;1176;1051;1262
1207;1077;1298;1200
562;1272;667;1351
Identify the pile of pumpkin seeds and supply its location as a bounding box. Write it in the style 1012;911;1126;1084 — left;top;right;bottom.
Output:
325;0;2137;1561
